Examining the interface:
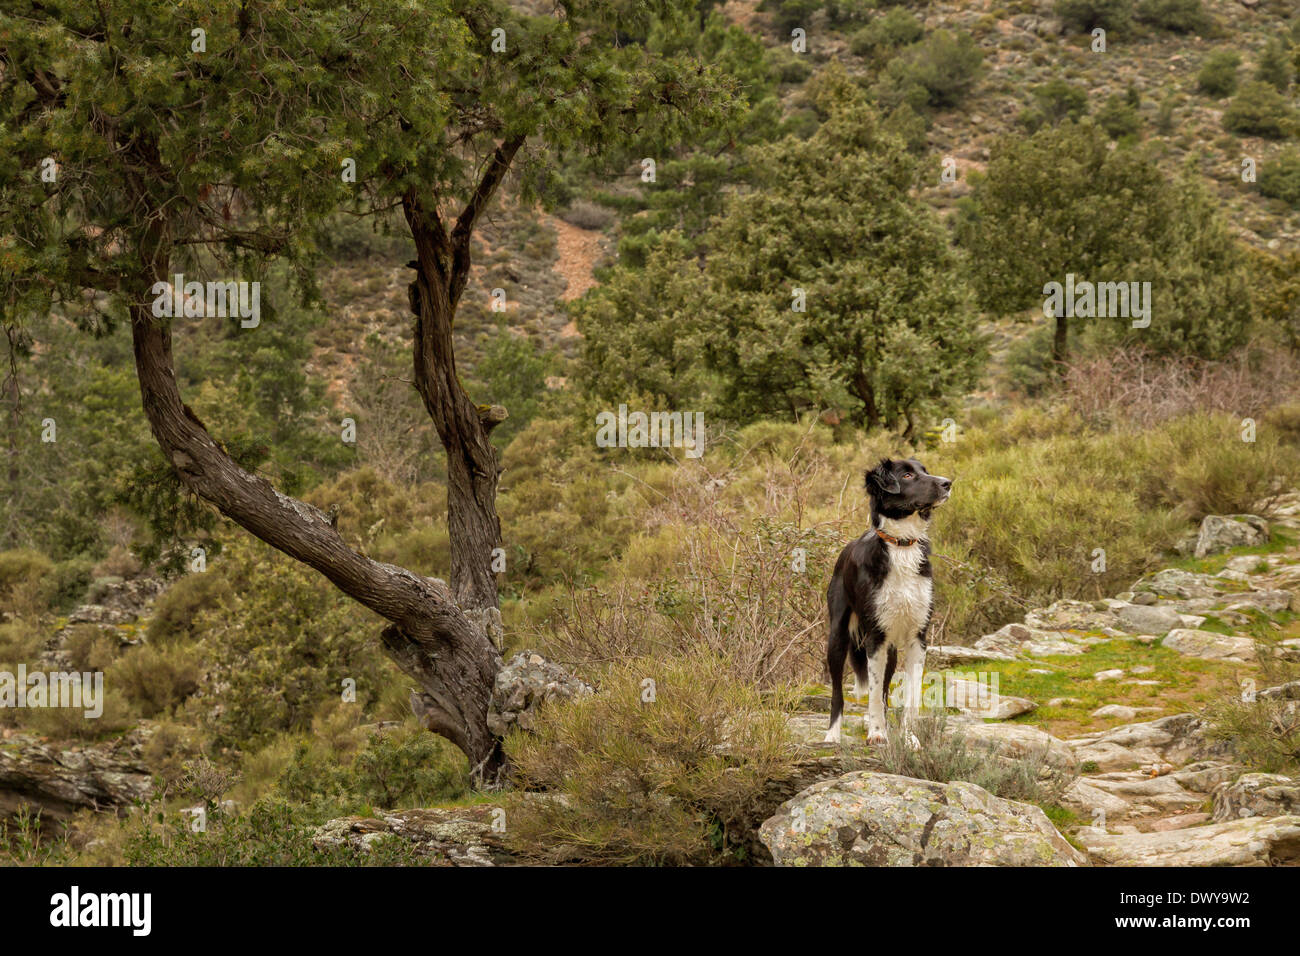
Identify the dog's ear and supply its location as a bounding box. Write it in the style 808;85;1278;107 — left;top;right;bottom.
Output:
865;459;900;495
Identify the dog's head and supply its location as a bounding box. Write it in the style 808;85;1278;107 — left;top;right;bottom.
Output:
865;457;952;519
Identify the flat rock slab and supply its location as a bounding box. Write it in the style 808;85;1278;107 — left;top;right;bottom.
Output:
760;771;1087;867
1213;773;1300;822
926;645;1017;669
1162;629;1255;663
946;679;1037;719
1115;603;1183;635
946;720;1077;771
312;806;510;866
1078;815;1300;866
1068;714;1233;772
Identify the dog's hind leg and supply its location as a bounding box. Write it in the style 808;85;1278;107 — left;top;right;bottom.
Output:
825;614;849;744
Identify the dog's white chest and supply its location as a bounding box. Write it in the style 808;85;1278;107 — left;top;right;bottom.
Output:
872;543;932;644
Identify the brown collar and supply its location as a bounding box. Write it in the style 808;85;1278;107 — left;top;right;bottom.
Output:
875;528;920;547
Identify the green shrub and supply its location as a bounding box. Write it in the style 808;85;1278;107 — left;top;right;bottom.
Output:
508;653;799;864
883;30;985;109
879;714;1076;805
1223;80;1297;139
1097;93;1142;139
1205;658;1300;775
114;644;202;718
1055;0;1134;32
147;571;233;645
192;537;396;750
849;8;923;59
1135;0;1210;34
1019;79;1089;132
1256;37;1293;93
1197;49;1241;98
0;549;53;616
275;725;469;810
119;797;430;866
1260;150;1300;207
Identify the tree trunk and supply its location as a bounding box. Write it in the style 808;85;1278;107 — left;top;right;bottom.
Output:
1052;314;1069;366
852;369;880;428
127;277;507;785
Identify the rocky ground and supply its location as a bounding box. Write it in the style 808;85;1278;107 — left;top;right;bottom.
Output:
302;495;1300;867
766;494;1300;865
7;496;1300;866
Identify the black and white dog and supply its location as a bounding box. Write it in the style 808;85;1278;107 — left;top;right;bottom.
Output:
825;458;952;745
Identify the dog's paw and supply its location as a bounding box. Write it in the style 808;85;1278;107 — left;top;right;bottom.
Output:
904;731;921;749
865;732;887;747
823;730;842;744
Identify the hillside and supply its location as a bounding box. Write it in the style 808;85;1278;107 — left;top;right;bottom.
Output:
3;0;1300;878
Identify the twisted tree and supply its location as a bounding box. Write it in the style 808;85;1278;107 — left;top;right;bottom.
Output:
1;0;733;783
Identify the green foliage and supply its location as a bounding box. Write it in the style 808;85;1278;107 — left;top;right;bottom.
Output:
960;121;1253;359
193;538;393;750
1223;80;1297;139
1096;93;1143;140
850;8;924;60
120;797;428;867
466;326;554;448
575;232;716;409
1135;0;1211;34
697;66;985;428
1205;668;1300;774
612;12;783;263
1256;36;1294;93
879;715;1075;805
276;725;469;810
114;644;202;718
147;571;234;646
1260;150;1300;208
1055;0;1134;32
1020;79;1089;131
879;30;985;111
0;549;53;616
508;653;798;864
1198;49;1242;98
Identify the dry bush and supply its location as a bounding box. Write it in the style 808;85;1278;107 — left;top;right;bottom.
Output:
1062;344;1300;429
529;434;850;688
506;652;799;864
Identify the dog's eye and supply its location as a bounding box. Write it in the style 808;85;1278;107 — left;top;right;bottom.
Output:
902;473;914;480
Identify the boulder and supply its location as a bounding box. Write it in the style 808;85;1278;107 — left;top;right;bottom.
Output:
1078;816;1300;866
946;679;1036;719
1194;515;1268;559
1068;714;1233;772
759;771;1086;866
1162;628;1255;663
946;719;1077;771
926;645;1016;670
1132;568;1227;600
485;651;593;737
973;622;1088;658
1023;600;1117;632
1212;773;1300;822
0;732;154;824
1115;603;1182;635
1091;704;1159;721
312;806;511;866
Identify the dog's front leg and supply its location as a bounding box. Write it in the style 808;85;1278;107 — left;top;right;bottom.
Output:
864;644;889;745
900;639;926;747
